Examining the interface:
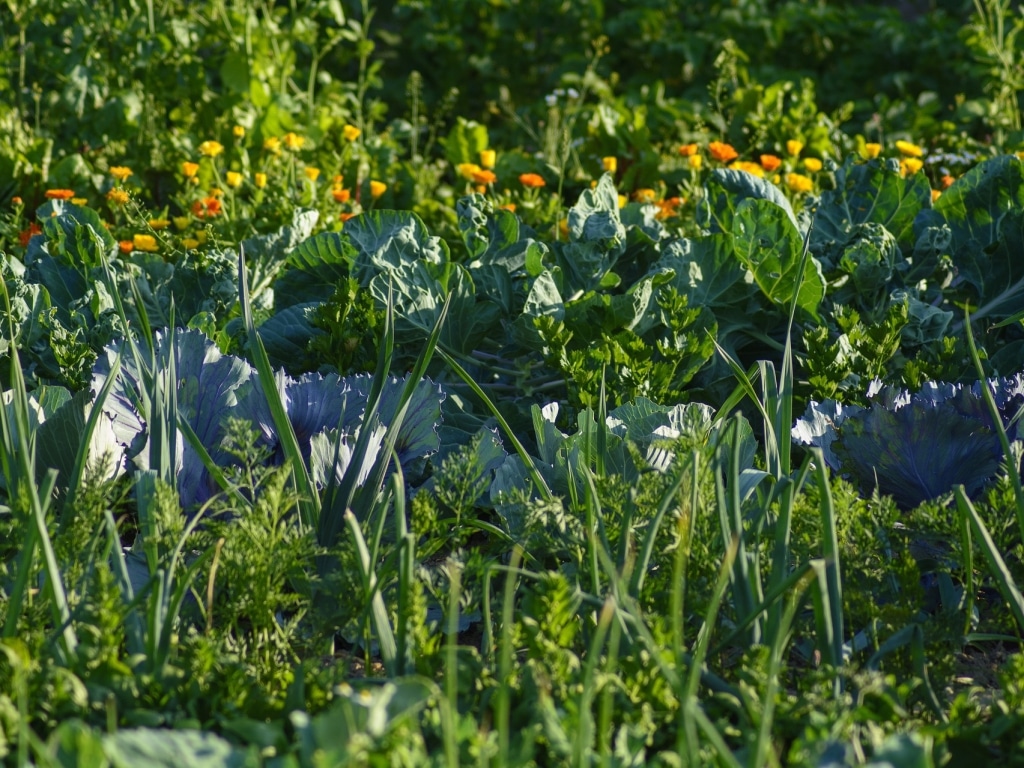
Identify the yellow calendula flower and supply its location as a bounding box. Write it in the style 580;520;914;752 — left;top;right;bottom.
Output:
900;157;923;176
803;158;823;173
634;188;657;203
342;124;361;142
369;180;387;199
862;143;882;159
233;125;246;139
728;160;765;178
173;216;190;231
254;172;267;189
479;149;496;169
182;238;200;250
263;136;282;155
182;161;199;178
457;163;482;180
133;234;159;252
148;219;170;230
110;166;132;182
786;140;804;157
71;197;88;206
283;132;304;151
198;140;224;158
618;194;627;208
895;140;924;158
786;173;814;193
931;188;942;203
304;166;321;182
196;230;208;244
226;171;244;188
602;156;618;174
688;154;703;171
106;188;130;205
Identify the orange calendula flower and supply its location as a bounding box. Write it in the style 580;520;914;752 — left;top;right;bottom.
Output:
342;124;361;142
304;166;321;182
254;173;268;189
118;240;134;254
479;149;496;169
633;188;657;203
471;169;497;185
786;173;814;193
708;141;738;163
369;180;387;199
519;173;546;188
198;140;224;157
729;160;765;178
332;188;351;203
602;156;618;174
803;158;823;173
940;174;955;189
110;166;133;182
862;143;882;160
263;136;282;155
11;196;23;206
226;171;244;188
339;212;357;223
191;197;223;218
106;188;130;205
133;234;159;253
678;143;699;156
19;222;42;247
283;132;304;151
895;140;923;158
45;189;75;200
499;203;516;212
786;140;804;157
759;154;782;172
148;218;170;230
182;161;200;178
656;196;682;219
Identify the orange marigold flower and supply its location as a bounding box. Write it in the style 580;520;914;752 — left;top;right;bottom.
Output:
106;188;130;205
500;203;517;212
110;166;132;182
182;161;200;178
677;143;699;156
132;234;159;253
759;154;782;172
191;197;223;218
45;189;75;200
369;180;387;199
332;188;351;203
471;169;497;185
519;173;546;188
656;196;683;220
339;212;357;223
18;222;42;247
708;141;738;163
118;240;134;254
940;174;956;189
11;196;23;206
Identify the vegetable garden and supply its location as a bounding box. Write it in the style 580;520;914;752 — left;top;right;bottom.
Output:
3;0;1024;764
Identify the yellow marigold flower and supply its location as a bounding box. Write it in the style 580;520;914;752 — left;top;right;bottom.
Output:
283;132;304;151
233;125;246;139
71;197;88;206
226;171;244;188
803;158;823;173
196;230;208;244
133;234;159;253
708;141;738;163
786;173;814;193
688;154;703;171
471;169;497;185
182;161;199;178
759;154;782;172
198;140;224;158
479;149;496;169
895;140;923;158
786;140;804;157
148;218;170;230
474;184;486;194
678;143;699;156
618;194;627;208
255;172;267;189
343;124;361;142
45;189;75;200
900;157;923;176
106;188;130;205
304;166;321;182
369;180;387;199
263;136;282;155
602;156;618;174
110;166;132;182
519;173;546;188
182;238;200;250
931;188;942;203
173;216;190;230
458;163;482;180
209;187;224;198
729;160;765;178
862;143;882;159
634;188;657;203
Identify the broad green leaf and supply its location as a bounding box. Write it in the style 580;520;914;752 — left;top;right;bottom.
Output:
345;210;448;286
257;302;325;369
443;117;489;167
457;193;520;261
731;199;825;318
553;174;626;292
104;728;249;768
654;235;750;309
274;230;356;310
699;168;800;234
